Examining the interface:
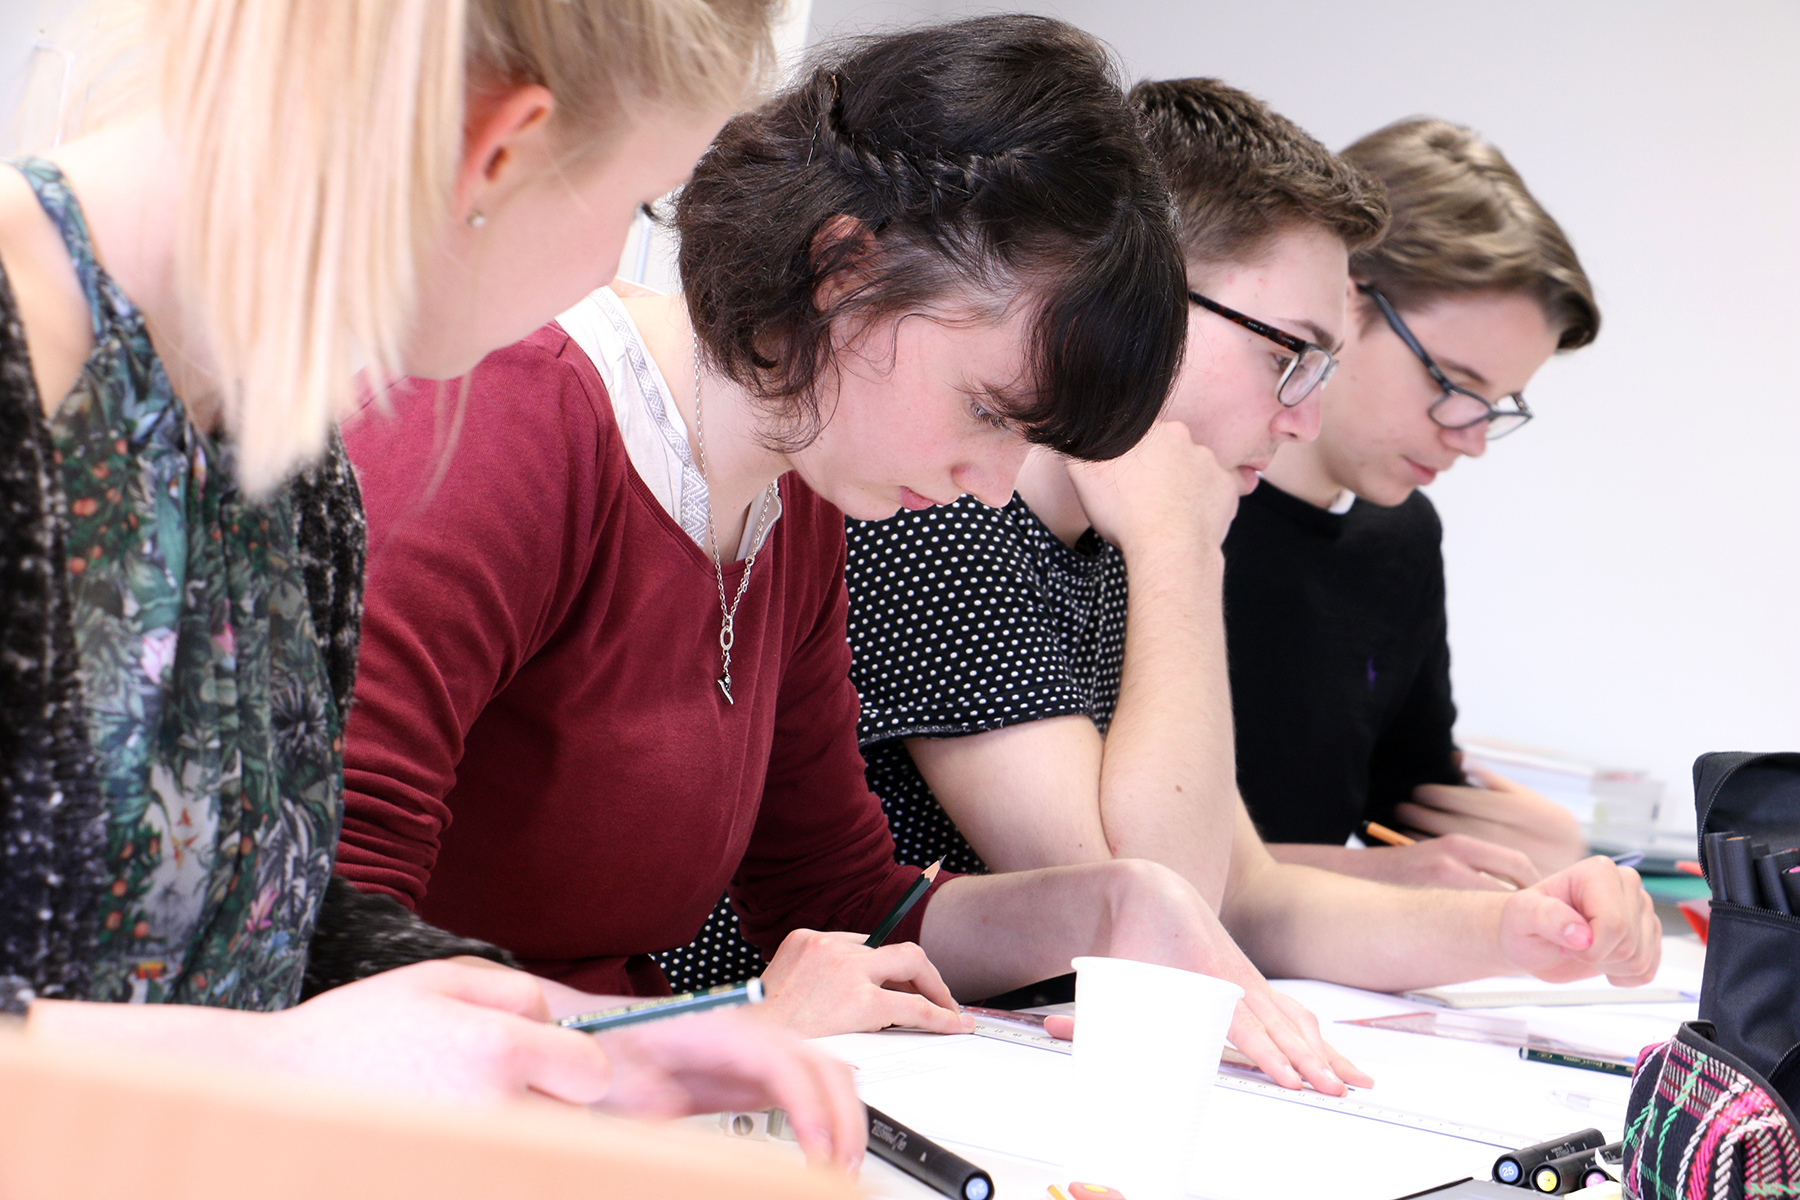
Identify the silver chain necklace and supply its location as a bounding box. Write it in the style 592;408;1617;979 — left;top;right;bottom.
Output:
692;344;779;705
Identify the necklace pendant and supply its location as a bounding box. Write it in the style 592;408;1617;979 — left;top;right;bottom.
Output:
717;675;734;705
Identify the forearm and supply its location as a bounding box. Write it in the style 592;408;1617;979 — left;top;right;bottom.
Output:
1265;843;1370;871
1221;856;1513;991
919;862;1225;1000
29;998;266;1063
1098;542;1237;906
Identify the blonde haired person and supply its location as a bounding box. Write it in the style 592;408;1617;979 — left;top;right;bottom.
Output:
1233;118;1598;891
0;0;865;1167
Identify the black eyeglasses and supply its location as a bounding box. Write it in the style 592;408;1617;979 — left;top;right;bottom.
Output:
1357;284;1533;439
1189;292;1336;407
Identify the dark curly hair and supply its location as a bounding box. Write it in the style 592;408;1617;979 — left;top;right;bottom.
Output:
675;14;1187;462
1131;77;1389;267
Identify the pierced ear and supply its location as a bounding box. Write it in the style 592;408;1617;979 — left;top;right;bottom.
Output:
456;84;557;214
808;214;880;313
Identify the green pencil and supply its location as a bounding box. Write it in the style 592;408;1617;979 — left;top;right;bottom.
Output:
1519;1046;1635;1077
559;978;763;1034
865;859;943;948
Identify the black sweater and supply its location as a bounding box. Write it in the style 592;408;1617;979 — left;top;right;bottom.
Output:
1223;480;1463;845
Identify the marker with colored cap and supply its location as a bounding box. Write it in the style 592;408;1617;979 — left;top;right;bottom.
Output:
1580;1163;1615;1188
1568;1142;1623;1191
866;1104;992;1200
1493;1129;1605;1187
1533;1149;1601;1194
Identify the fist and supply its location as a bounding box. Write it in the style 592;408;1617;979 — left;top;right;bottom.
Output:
1498;857;1661;986
1067;421;1240;556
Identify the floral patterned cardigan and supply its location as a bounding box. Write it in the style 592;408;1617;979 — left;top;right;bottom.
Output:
0;170;507;1016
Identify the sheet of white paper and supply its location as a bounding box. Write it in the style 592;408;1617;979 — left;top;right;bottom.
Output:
822;1024;1521;1200
814;946;1702;1200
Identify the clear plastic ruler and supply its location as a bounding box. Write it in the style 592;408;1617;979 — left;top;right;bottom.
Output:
1209;1069;1528;1148
970;1016;1527;1148
970;1021;1069;1053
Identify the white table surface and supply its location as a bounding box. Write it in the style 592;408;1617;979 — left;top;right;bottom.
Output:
694;933;1704;1200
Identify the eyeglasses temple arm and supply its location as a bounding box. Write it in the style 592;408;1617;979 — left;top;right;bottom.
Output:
1356;283;1458;391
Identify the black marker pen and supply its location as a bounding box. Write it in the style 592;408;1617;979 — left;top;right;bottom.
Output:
1532;1148;1599;1194
865;1104;994;1200
1492;1128;1604;1187
1703;832;1730;900
1757;852;1793;914
1579;1141;1623;1188
1721;835;1757;906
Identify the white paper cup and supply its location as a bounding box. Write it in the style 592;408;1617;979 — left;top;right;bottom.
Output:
1064;956;1244;1200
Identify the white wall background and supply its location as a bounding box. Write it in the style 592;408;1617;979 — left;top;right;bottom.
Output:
809;0;1800;831
0;0;86;155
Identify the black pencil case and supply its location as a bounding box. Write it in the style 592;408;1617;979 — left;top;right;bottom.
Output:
1693;751;1800;1108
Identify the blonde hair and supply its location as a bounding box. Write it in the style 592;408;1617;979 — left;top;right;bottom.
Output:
52;0;773;494
1343;118;1598;351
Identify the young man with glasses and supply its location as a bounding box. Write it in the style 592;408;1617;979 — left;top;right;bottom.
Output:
1228;118;1599;889
842;80;1657;1059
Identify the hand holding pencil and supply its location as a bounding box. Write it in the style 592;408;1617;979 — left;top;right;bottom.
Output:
753;861;971;1038
1358;819;1533;890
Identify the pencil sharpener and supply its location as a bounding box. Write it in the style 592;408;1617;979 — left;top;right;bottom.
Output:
720;1109;795;1142
1068;1183;1127;1199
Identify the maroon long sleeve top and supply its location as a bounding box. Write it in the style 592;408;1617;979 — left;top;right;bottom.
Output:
336;322;942;995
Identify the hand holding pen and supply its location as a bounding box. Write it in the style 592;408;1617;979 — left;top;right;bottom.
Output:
754;928;972;1037
753;860;971;1038
1359;819;1537;890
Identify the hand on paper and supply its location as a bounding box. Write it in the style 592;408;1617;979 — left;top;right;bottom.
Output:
1228;983;1373;1094
591;1009;866;1172
755;928;975;1038
1066;420;1241;558
1397;761;1588;875
1498;856;1661;986
1038;983;1371;1097
1034;888;1373;1097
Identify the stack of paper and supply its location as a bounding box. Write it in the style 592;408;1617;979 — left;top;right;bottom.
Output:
1459;738;1664;846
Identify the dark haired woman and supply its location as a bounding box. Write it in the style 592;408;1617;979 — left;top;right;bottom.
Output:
332;17;1348;1085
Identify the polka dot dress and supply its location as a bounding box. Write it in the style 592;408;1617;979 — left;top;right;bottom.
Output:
845;494;1128;872
652;894;767;995
651;493;1129;995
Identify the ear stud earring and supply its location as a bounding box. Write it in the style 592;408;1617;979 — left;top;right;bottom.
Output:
467;209;487;228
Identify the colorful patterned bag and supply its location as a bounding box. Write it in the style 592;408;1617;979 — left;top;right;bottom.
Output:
1621;752;1800;1199
1621;1021;1800;1198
